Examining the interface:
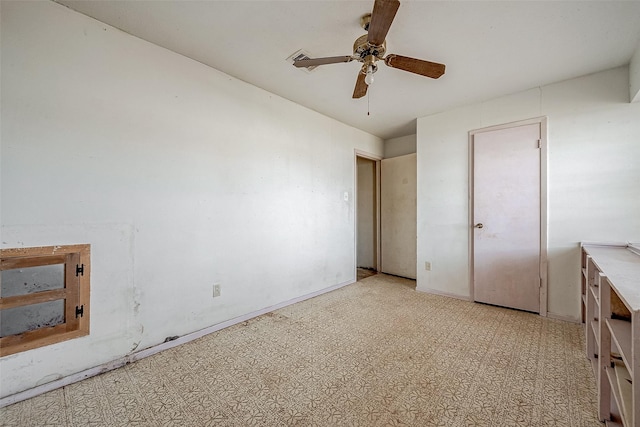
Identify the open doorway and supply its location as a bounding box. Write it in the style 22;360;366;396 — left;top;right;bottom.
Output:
355;152;381;281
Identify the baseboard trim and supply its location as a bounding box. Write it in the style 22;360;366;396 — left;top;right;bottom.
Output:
417;287;471;301
546;312;580;324
132;278;355;361
0;358;130;408
0;278;355;408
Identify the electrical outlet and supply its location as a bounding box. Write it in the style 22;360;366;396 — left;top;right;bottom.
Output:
213;283;221;298
425;261;432;271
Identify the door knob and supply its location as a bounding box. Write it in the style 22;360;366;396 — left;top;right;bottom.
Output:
474;223;484;229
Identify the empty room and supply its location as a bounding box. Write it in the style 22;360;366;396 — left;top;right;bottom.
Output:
1;0;640;426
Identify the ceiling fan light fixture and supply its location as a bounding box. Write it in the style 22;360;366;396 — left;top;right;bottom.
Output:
364;65;375;86
298;0;446;99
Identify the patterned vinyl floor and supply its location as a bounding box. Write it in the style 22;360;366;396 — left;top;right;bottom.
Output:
1;274;600;426
356;268;377;281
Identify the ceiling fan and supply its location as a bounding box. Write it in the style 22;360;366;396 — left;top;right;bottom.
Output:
293;0;445;99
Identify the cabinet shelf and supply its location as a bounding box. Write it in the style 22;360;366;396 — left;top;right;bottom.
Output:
582;243;640;427
607;318;632;375
605;391;625;427
606;362;632;426
591;319;600;347
605;389;624;427
591;286;601;306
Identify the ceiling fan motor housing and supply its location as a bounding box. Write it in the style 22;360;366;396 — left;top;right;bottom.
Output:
353;34;386;68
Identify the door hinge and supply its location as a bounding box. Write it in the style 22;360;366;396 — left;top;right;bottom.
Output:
75;305;84;318
537;139;541;149
76;264;84;276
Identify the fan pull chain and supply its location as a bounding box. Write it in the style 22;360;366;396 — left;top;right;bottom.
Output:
367;90;370;116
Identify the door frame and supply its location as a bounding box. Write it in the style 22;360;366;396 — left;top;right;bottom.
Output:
468;117;548;316
354;150;382;278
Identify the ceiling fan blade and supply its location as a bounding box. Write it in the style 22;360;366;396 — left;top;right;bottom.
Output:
352;72;368;99
293;56;353;68
384;54;446;79
367;0;400;46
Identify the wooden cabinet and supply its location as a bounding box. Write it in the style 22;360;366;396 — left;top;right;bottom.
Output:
581;243;640;426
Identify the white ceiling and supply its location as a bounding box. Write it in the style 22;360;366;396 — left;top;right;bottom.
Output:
57;0;640;140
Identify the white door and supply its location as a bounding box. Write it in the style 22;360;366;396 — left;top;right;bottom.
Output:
472;123;541;313
381;154;416;279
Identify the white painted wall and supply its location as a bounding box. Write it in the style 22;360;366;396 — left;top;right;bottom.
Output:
384;134;416;159
0;1;382;398
631;40;640;102
417;67;640;320
356;157;377;269
381;154;417;279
